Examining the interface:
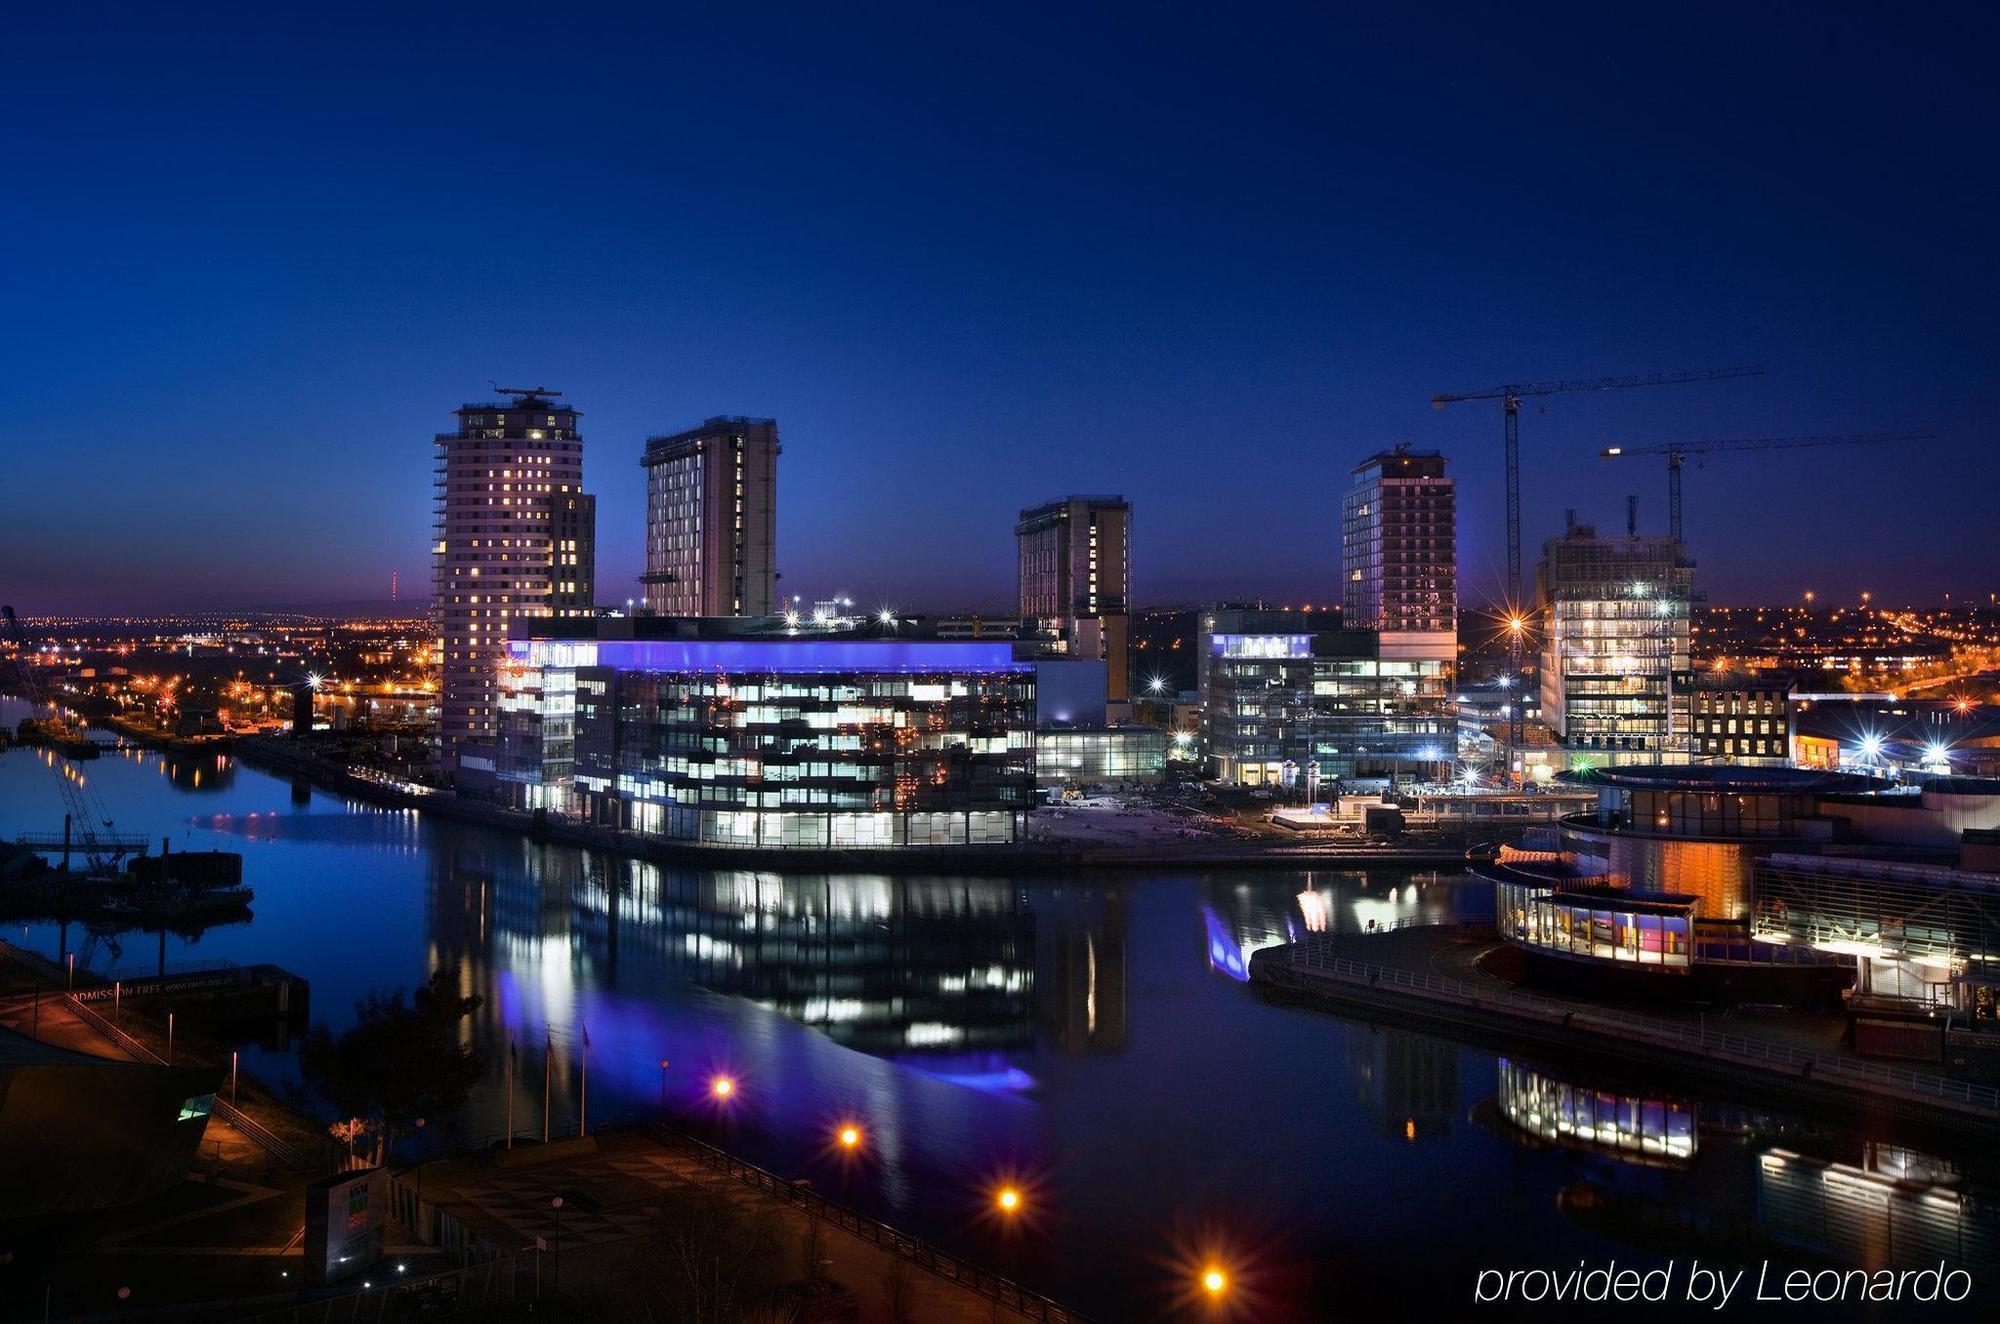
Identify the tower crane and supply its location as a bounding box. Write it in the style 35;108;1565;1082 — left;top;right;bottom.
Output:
1430;366;1764;774
1600;430;1933;542
2;604;122;871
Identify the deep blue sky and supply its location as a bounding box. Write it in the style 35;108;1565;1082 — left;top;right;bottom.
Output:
5;3;1994;614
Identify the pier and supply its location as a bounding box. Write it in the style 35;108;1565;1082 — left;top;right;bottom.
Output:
1251;926;2000;1136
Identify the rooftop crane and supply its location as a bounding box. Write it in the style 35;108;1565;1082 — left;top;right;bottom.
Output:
1600;430;1933;541
1430;366;1765;773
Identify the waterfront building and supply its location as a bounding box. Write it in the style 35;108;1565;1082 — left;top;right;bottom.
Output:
433;387;594;767
496;616;1037;846
1481;764;2000;1027
1016;496;1131;714
641;417;779;618
1753;853;2000;1015
1537;516;1692;766
1035;725;1168;788
1196;607;1453;788
1682;668;1795;766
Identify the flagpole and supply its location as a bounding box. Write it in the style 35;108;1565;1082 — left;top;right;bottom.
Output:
542;1026;552;1145
506;1036;515;1149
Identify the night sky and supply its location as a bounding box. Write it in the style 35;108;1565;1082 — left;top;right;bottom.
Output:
5;4;1994;614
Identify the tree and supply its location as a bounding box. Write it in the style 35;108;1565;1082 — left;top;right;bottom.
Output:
609;1182;793;1323
300;967;485;1164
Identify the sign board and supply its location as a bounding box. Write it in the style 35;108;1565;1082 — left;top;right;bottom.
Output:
303;1166;386;1286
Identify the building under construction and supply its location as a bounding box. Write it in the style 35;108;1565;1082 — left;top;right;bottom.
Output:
1537;515;1692;766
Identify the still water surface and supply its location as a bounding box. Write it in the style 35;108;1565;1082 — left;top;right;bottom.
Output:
2;720;1994;1318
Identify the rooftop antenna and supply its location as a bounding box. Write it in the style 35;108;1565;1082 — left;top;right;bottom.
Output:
493;385;562;402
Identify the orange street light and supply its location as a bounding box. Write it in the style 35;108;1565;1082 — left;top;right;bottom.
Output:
1202;1267;1228;1297
996;1186;1022;1214
710;1076;735;1099
838;1124;861;1149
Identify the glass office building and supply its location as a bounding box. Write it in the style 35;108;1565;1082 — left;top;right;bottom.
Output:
1035;726;1167;787
497;625;1037;847
1196;609;1453;786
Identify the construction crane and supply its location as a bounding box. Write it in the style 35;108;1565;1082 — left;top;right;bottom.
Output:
1430;366;1764;775
2;604;122;871
1600;430;1933;541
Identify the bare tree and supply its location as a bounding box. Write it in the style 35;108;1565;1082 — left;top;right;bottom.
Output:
882;1254;917;1324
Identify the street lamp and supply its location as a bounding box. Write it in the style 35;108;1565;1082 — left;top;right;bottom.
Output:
996;1186;1021;1214
838;1124;861;1150
549;1196;564;1310
659;1059;670;1122
710;1075;735;1100
413;1116;427;1207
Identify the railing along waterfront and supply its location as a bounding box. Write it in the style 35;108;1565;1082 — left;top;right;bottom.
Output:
1273;934;2000;1116
0;936;315;1169
60;991;317;1170
643;1123;1090;1323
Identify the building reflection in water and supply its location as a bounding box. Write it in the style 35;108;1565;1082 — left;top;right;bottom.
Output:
1035;889;1128;1054
1759;1145;2000;1283
427;844;1042;1065
1480;1057;2000;1292
161;750;236;794
1198;869;1474;982
1348;1025;1461;1142
1495;1056;1696;1165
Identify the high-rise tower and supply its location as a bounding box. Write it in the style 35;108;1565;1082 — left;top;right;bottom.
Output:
1016;495;1132;709
432;387;594;768
641;417;779;617
1342;445;1456;633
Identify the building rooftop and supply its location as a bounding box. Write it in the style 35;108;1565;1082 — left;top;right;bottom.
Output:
1558;764;1874;794
1351;443;1447;474
1683;667;1798;691
1546;885;1701;913
455;390;575;413
641;417;779;458
517;614;944;643
1017;495;1129;520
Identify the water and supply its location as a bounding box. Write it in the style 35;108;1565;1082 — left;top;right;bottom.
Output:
3;717;1995;1319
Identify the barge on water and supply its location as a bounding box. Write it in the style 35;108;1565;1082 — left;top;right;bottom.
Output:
0;842;252;926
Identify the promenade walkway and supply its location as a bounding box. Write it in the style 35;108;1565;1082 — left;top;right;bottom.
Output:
1253;924;2000;1133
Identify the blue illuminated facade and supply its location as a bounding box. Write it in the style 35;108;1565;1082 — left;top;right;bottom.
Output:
497;622;1038;847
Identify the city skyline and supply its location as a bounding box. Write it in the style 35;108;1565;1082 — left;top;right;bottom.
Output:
6;5;1995;614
